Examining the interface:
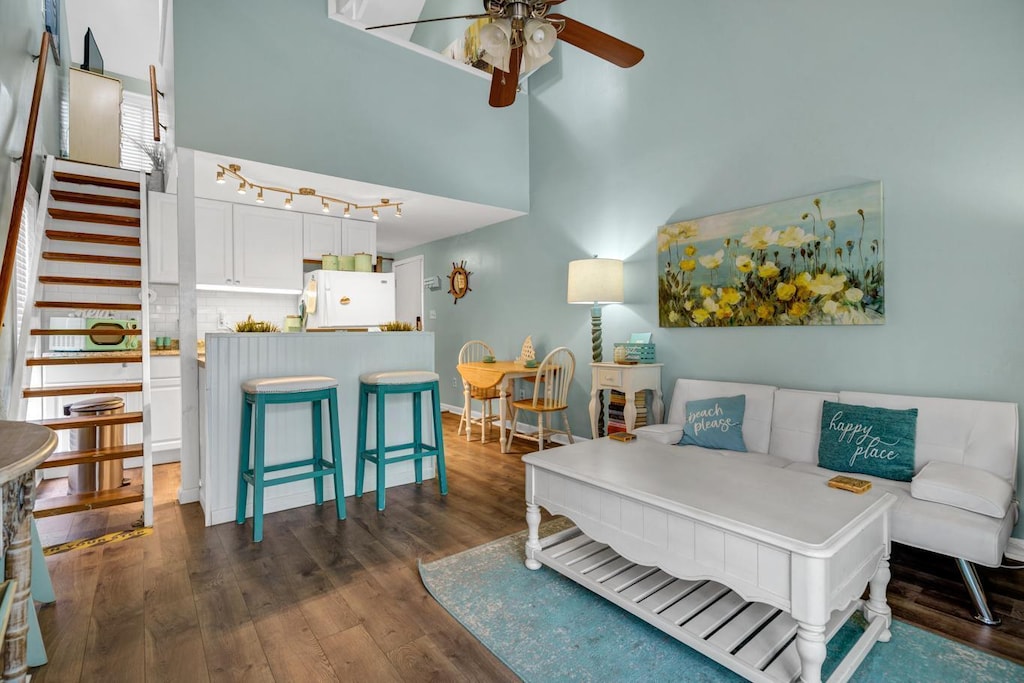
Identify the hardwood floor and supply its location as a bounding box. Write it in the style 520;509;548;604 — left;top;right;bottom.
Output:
32;413;1024;681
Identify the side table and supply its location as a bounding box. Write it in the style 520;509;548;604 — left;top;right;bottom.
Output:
0;422;56;682
588;362;664;439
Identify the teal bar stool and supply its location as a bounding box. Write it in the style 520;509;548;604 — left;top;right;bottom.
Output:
237;375;345;542
356;371;447;510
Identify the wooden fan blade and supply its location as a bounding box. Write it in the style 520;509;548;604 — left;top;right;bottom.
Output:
489;46;523;107
547;14;644;68
366;13;490;31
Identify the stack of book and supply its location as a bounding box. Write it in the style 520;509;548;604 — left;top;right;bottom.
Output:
607;390;648;434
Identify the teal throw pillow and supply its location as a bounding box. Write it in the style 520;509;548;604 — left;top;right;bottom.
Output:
679;395;747;452
818;400;917;482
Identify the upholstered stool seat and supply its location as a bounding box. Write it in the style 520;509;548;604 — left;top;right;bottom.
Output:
356;370;447;510
237;375;345;542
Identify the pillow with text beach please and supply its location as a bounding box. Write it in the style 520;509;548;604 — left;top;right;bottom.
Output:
678;395;747;452
818;400;918;482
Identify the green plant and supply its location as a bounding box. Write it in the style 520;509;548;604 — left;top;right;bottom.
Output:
380;320;414;331
234;315;279;333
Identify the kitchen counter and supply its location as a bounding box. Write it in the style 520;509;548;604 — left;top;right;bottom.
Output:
197;331;435;526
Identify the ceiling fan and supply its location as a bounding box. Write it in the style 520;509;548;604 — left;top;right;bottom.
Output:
366;0;644;108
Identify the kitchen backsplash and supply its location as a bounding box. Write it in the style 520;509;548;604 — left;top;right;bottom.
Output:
149;285;299;337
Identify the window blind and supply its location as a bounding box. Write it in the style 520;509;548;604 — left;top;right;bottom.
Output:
120;90;162;173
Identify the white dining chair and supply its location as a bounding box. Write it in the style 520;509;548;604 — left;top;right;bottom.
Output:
458;340;509;443
505;346;576;451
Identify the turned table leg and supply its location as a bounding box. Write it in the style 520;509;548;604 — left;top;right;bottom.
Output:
2;473;35;683
525;503;541;570
795;621;827;683
864;555;893;642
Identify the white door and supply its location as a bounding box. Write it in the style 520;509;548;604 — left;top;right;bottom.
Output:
194;199;234;286
232;205;303;289
393;255;424;328
148;192;178;283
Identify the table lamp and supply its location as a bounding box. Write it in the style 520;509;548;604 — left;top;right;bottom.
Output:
567;258;624;437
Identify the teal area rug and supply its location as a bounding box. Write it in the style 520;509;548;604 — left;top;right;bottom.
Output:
420;525;1023;682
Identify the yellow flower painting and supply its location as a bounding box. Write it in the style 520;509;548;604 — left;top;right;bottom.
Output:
658;182;884;327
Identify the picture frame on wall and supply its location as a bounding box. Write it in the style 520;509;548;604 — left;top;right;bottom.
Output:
657;182;884;328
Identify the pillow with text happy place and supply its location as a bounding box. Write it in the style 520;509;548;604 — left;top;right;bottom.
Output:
818;400;917;482
678;395;747;452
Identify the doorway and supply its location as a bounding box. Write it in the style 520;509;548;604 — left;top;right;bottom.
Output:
393;255;424;329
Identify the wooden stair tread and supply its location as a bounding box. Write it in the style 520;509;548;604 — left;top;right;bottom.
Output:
35;301;141;311
39;444;144;469
23;382;143;398
48;208;140;227
52;172;140;192
31;411;143;430
41;252;142;267
27;354;142;366
34;484;143;518
38;275;141;288
45;230;141;247
50;190;140;209
31;328;142;336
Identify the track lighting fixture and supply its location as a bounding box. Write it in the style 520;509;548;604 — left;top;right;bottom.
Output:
215;163;403;219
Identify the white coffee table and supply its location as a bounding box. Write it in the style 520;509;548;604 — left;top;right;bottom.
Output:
523;439;896;683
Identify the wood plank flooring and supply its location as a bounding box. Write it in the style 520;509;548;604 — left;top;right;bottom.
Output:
32;414;1024;681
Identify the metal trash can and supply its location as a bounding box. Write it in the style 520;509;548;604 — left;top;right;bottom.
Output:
65;396;125;494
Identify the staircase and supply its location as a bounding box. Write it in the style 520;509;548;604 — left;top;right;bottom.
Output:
13;157;153;525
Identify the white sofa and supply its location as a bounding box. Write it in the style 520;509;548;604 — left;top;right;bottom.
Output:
634;378;1020;625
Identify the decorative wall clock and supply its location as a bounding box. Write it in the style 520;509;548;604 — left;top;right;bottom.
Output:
448;261;472;304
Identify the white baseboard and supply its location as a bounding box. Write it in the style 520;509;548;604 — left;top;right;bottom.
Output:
1005;538;1024;562
443;403;589;445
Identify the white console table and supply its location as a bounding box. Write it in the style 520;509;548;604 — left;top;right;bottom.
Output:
588;362;664;438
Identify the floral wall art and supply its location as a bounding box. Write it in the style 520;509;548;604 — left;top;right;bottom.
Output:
658;182;884;327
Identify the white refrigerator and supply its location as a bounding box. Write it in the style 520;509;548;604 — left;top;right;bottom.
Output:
302;270;396;329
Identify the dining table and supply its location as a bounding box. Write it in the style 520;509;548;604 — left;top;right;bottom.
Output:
456;360;541;453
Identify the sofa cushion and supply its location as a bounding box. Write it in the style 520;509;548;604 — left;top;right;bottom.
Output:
818;400;917;482
634;424;684;445
911;462;1014;519
769;389;840;464
679;395;746;452
840;391;1019;482
785;462;1014;566
666;379;777;454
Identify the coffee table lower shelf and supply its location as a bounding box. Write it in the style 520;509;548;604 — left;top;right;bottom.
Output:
536;526;888;683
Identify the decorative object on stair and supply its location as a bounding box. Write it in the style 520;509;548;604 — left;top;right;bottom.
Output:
419;524;1024;683
215;162;403;218
365;1;644;107
567;257;624;437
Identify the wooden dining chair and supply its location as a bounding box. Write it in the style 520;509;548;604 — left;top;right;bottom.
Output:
458;340;509;443
505;346;576;451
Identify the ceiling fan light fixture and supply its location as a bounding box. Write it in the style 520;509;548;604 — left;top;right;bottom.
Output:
480;18;513;71
523;19;557;59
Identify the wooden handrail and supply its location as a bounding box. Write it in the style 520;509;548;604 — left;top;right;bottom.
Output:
0;32;53;331
148;65;161;142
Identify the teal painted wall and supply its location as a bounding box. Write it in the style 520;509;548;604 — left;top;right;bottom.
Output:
401;1;1024;535
410;1;482;54
173;0;528;212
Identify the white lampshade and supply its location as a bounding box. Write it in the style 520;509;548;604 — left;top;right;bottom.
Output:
567;258;624;304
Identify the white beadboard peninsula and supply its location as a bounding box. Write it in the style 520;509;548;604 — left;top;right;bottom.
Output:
198;331;436;526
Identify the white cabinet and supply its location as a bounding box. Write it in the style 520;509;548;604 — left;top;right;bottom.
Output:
151;356;182;454
148;192;179;283
195;199;235;286
342;218;377;264
232;205;303;290
303;214;342;260
194;203;302;290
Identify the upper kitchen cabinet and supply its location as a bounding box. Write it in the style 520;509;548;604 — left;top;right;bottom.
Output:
195;200;235;286
302;214;342;260
231;205;303;290
342;218;377;263
148;192;178;283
